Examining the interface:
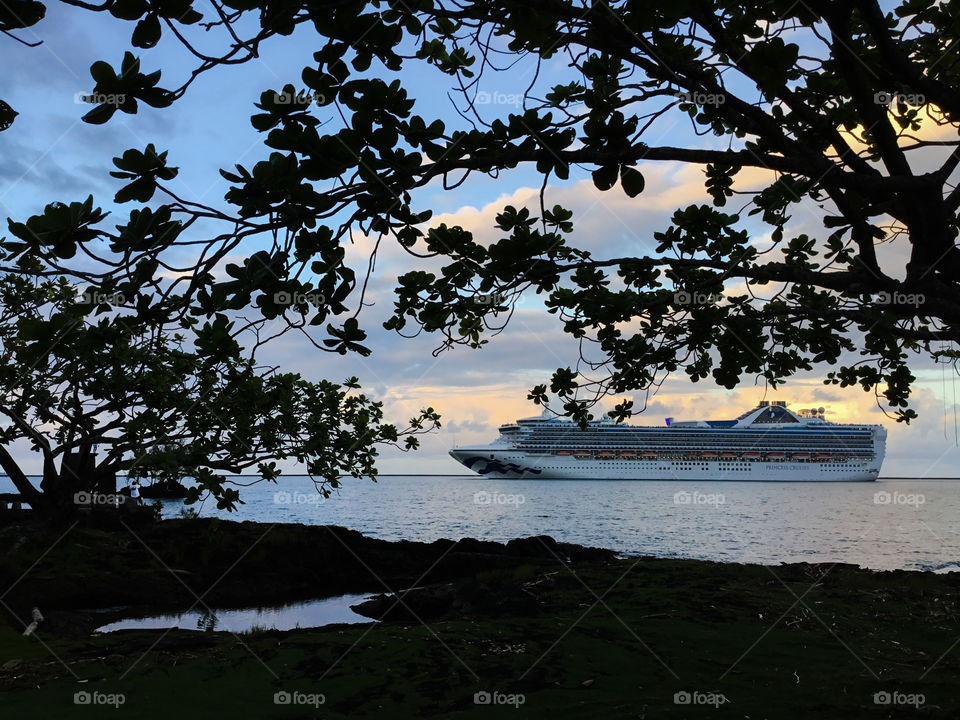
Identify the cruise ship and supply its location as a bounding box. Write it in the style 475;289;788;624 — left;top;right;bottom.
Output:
450;401;886;481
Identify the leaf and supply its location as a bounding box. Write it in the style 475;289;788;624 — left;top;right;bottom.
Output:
82;104;117;125
138;88;174;108
620;165;645;197
90;61;117;85
0;0;45;30
0;100;16;132
120;51;140;79
592;165;618;191
131;13;162;49
109;0;148;20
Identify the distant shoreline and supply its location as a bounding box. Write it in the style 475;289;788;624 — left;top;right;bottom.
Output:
2;473;959;480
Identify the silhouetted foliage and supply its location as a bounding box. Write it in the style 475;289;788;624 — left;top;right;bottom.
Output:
3;0;960;434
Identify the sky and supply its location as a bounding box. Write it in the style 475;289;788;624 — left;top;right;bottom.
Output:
1;4;959;478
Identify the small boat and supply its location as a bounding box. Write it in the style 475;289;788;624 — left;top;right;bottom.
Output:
121;478;188;499
596;450;616;459
766;452;785;459
556;450;573;456
619;451;638;458
743;451;760;458
573;450;591;459
793;452;810;459
720;452;737;459
813;453;831;460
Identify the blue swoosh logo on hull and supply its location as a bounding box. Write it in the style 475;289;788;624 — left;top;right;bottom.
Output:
461;456;542;476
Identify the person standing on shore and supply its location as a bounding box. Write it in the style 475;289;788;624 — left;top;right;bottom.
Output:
130;479;142;506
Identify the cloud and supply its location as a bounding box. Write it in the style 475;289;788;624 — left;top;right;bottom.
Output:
297;146;955;476
838;103;960;153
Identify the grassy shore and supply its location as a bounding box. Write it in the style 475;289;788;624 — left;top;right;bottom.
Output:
1;516;959;718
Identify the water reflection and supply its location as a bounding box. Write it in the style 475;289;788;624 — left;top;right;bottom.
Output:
95;593;374;633
197;609;217;632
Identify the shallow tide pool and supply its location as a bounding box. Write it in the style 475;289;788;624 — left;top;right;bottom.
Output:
94;593;375;633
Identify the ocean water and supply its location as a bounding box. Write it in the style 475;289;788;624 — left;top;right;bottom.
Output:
5;475;959;571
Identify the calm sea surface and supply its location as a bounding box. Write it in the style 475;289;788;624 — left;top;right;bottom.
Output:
5;475;959;571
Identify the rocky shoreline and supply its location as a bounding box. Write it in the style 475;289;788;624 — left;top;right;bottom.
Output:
2;516;960;718
0;516;614;635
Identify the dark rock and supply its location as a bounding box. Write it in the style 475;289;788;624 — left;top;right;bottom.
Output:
0;519;618;634
505;535;561;559
351;583;459;622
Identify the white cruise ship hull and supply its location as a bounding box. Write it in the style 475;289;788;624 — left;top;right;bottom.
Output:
450;401;887;482
450;449;881;481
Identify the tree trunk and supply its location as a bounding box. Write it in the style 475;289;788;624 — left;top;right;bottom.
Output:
0;441;123;520
0;445;46;513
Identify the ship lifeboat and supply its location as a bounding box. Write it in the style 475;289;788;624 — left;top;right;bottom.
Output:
720;452;737;459
743;451;760;459
596;450;616;459
639;451;657;459
793;452;810;460
701;452;719;459
620;451;638;459
766;452;785;459
556;450;573;456
813;453;831;460
573;450;592;459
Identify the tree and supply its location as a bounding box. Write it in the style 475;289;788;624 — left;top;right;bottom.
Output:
0;224;438;517
3;0;960;425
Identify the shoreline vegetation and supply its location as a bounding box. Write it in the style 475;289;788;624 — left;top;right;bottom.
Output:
2;516;959;718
